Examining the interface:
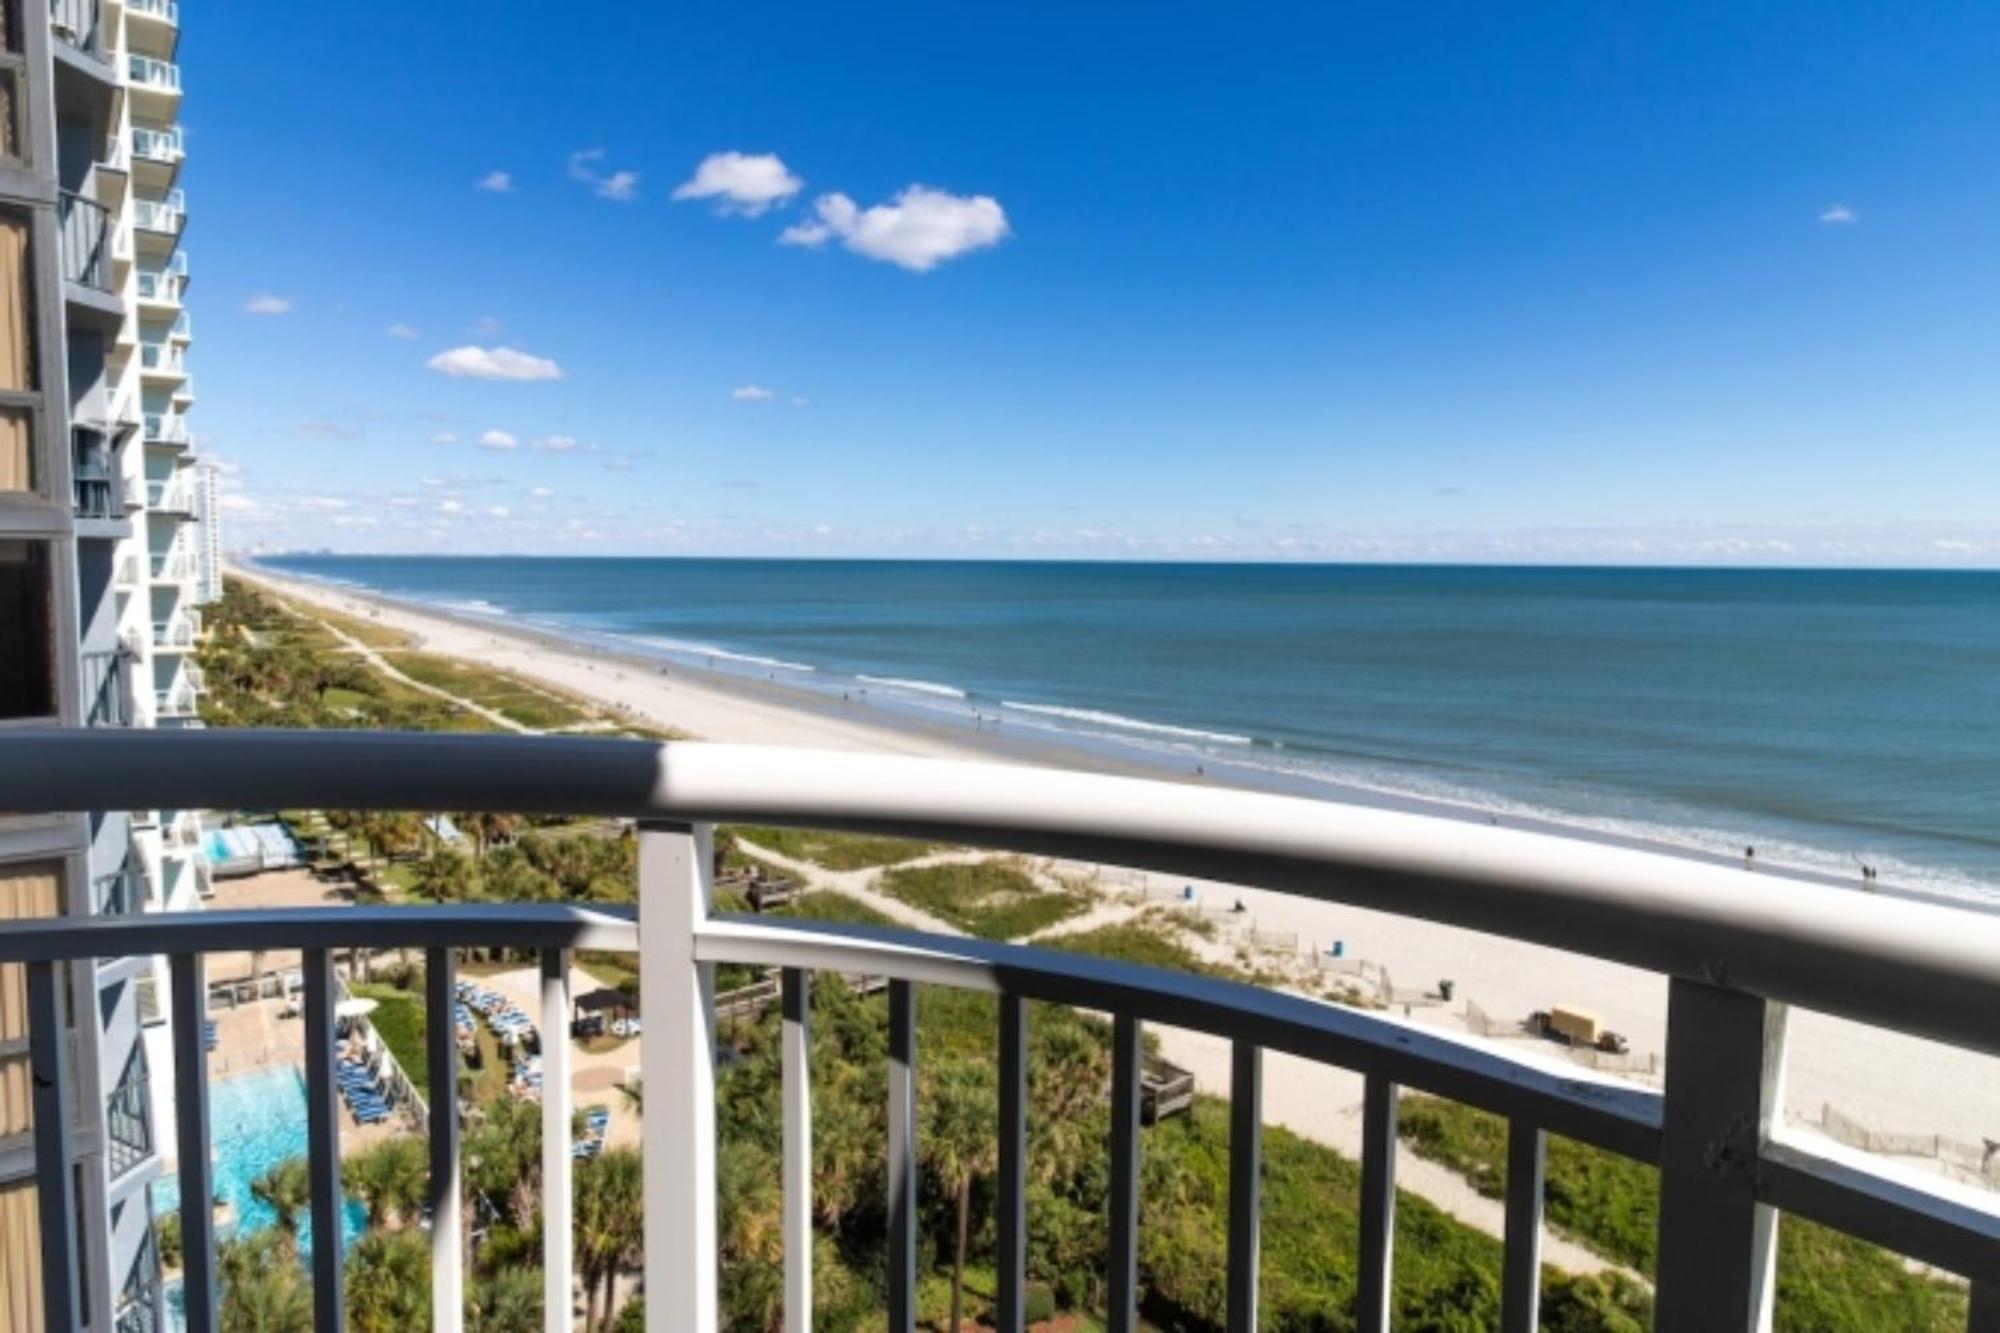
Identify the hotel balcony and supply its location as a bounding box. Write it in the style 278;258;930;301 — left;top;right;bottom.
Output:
139;339;188;386
135;268;185;311
150;612;198;652
132;190;186;253
130;125;186;190
169;308;193;342
113;553;142;590
49;0;109;63
125;53;182;115
151;683;197;718
149;547;194;582
146;477;194;515
143;411;191;449
80;648;134;727
0;732;1996;1333
124;0;180;56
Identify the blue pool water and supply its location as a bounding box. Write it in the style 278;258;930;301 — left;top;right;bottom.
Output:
154;1065;366;1250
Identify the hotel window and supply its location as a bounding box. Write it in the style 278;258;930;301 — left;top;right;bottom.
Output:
0;540;54;718
0;861;58;1333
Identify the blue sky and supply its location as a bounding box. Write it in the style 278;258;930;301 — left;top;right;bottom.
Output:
196;3;2000;563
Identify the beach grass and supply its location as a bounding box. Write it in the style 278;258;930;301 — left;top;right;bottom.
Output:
384;651;597;730
1396;1094;1969;1329
877;860;1085;939
725;824;939;871
775;889;899;929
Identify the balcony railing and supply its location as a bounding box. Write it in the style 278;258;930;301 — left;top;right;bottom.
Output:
131;126;184;166
152;685;196;716
126;0;179;26
80;649;131;726
132;197;183;235
0;732;1995;1333
146;476;192;512
58;192;113;291
151;616;194;650
139;341;185;376
135;270;182;305
143;412;190;446
149;548;192;581
125;53;180;94
114;554;141;589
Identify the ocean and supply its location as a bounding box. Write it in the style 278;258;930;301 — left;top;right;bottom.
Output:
258;557;2000;906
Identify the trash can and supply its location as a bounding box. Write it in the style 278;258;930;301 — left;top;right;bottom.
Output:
1331;940;1345;958
1439;979;1455;1002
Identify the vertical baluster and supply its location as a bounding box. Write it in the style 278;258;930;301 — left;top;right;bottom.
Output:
1107;1013;1142;1333
26;961;81;1333
1970;1280;2000;1333
542;948;573;1333
640;822;718;1333
887;979;918;1333
427;947;464;1333
1501;1118;1545;1333
1656;978;1787;1332
995;995;1027;1333
1226;1042;1262;1333
302;949;344;1331
781;968;812;1333
1355;1074;1398;1333
171;954;219;1333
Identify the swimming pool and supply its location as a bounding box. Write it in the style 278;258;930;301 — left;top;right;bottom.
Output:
154;1065;366;1250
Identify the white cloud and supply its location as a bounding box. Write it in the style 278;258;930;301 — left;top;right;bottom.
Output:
388;496;420;508
529;486;555;498
790;395;810;408
732;385;776;402
476;170;514;193
426;345;564;381
430;431;459;445
779;185;1008;271
438;499;464;514
532;434;580;452
486;505;512;518
299;496;350;511
218;492;261;513
1820;204;1857;224
478;429;518;450
387;323;419;340
420;475;450;488
568;149;639;201
671;151;802;216
243;293;293;315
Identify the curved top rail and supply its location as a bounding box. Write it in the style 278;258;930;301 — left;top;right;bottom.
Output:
4;728;1999;1056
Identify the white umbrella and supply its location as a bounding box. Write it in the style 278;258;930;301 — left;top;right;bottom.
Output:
335;997;378;1020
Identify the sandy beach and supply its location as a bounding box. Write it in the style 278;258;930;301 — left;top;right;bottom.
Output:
235;563;2000;1204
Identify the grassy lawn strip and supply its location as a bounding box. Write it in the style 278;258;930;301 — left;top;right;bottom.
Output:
877;860;1085;939
385;651;597;730
1396;1094;1969;1330
775;888;900;928
350;982;428;1097
725;824;940;871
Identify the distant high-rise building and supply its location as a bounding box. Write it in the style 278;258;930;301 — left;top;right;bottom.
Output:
193;458;219;603
0;2;204;1327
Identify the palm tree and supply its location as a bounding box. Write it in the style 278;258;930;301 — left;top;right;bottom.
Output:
457;811;522;859
415;846;475;903
219;1235;312;1333
923;1061;999;1332
343;1135;428;1230
470;1265;543;1332
248;1157;311;1259
574;1147;644;1331
344;1229;430;1333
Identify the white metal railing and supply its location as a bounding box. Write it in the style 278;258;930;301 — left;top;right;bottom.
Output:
135;270;182;305
131;126;184;165
143;412;189;446
139;341;185;375
132;198;183;235
114;555;141;588
146;477;192;511
126;0;179;25
152;685;196;716
125;53;180;93
169;310;192;340
150;616;194;649
149;548;192;581
0;732;1996;1333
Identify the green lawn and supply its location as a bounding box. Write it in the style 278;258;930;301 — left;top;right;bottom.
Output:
876;860;1086;939
350;982;428;1097
774;889;899;928
385;651;597;731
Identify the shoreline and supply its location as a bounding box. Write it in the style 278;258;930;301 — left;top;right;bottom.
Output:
230;560;2000;1162
238;558;1962;911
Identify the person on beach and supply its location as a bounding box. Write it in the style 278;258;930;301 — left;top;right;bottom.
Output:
1744;845;1756;869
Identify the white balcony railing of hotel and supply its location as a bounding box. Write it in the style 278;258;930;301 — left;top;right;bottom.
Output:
126;0;179;26
135;270;184;305
133;194;184;236
143;412;190;446
146;478;192;511
150;615;196;650
126;53;181;93
131;126;185;166
140;341;186;376
151;685;197;717
113;554;141;589
148;547;192;581
0;732;1996;1333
